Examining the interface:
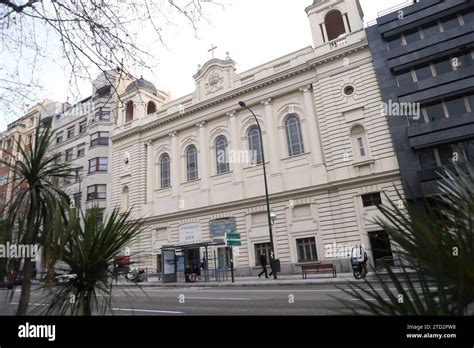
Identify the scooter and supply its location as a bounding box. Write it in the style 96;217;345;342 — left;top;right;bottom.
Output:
126;268;145;282
350;246;368;279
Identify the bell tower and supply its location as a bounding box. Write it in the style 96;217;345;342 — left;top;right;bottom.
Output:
306;0;364;49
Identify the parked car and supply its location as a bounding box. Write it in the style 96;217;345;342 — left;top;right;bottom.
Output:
53;272;77;284
4;273;23;289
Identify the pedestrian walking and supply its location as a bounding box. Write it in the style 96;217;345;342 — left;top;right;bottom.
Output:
258;253;268;278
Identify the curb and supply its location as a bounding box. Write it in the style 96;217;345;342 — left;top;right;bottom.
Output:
111;277;378;288
110;272;419;288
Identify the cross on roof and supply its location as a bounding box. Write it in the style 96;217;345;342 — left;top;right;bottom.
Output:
208;44;217;59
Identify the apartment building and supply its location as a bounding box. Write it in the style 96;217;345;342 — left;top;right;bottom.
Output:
366;0;474;199
49;69;134;219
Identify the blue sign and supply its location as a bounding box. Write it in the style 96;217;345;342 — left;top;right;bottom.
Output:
209;218;236;238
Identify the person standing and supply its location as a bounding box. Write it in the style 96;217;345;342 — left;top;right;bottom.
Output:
258;253;268;278
185;265;193;283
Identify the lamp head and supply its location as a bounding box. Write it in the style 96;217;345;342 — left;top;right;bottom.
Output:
238;101;247;108
270;212;277;222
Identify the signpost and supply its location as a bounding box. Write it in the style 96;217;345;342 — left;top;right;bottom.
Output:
225;233;241;283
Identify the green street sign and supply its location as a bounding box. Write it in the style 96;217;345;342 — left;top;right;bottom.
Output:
225;233;241;240
226;240;241;246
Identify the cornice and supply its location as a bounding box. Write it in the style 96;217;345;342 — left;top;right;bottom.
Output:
142;168;400;224
111;40;369;143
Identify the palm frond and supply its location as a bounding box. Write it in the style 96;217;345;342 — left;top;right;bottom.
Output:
338;163;474;315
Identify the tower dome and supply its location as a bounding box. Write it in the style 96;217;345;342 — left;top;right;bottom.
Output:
125;77;158;94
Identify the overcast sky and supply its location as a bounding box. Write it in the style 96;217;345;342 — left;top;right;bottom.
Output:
1;0;407;130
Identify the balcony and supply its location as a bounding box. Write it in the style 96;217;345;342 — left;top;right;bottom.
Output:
329;35;347;49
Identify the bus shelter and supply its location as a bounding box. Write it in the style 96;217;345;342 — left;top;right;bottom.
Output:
161;240;229;283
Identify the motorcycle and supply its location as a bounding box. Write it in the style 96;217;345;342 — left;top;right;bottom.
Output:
126;268;145;282
350;246;368;279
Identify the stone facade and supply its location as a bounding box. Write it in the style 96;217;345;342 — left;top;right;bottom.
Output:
49;69;134;217
110;0;403;275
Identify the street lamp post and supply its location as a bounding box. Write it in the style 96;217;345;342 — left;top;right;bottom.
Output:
238;101;277;279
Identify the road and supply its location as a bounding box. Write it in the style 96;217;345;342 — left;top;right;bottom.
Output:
0;283;403;315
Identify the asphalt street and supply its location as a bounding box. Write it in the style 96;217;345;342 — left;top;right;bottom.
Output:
0;283;406;315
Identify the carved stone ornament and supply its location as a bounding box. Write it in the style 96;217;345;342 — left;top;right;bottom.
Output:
205;69;224;95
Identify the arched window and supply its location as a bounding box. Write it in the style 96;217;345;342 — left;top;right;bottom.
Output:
186;145;198;181
160;154;171;188
350;125;370;162
147;101;156;115
215;136;229;174
248;126;262;165
125;101;134;123
285;115;304;156
325;10;346;41
121;186;129;210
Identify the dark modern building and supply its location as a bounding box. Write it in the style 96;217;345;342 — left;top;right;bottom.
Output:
366;0;474;199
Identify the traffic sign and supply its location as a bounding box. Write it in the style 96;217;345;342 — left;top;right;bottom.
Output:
225;233;241;240
226;240;241;246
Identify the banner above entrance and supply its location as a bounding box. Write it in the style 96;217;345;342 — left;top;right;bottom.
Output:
178;223;202;245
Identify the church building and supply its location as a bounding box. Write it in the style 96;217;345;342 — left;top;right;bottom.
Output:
109;0;403;276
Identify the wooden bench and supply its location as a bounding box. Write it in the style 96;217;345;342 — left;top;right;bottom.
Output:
301;263;337;279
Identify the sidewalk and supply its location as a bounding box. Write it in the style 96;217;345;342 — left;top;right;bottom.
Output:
112;272;389;288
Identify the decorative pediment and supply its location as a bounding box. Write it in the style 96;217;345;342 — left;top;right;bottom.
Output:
193;56;238;101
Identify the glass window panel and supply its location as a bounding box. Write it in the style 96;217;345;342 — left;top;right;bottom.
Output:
445;97;467;117
461;140;474;162
441;14;460;31
462;10;474;25
89;161;96;172
387;35;402;50
160;155;170;188
305;243;311;260
404;28;421;45
424;102;445;122
65;149;73;161
362;193;382;207
415;65;433;81
396;70;414;88
298;244;305;262
453;52;473;71
285;116;304;156
408;111;425;126
467;94;474;112
215;137;229;174
99;158;108;171
437;144;456;166
310;240;317;260
186;146;198;181
434;58;452;75
297;238;317;262
357;137;366;157
68;127;75;138
248;127;262;165
418;148;437;170
421;22;439;38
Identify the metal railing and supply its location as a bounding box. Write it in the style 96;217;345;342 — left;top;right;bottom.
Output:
364;0;415;28
375;255;406;273
377;0;414;18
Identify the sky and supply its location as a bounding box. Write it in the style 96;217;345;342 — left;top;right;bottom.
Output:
0;0;407;130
